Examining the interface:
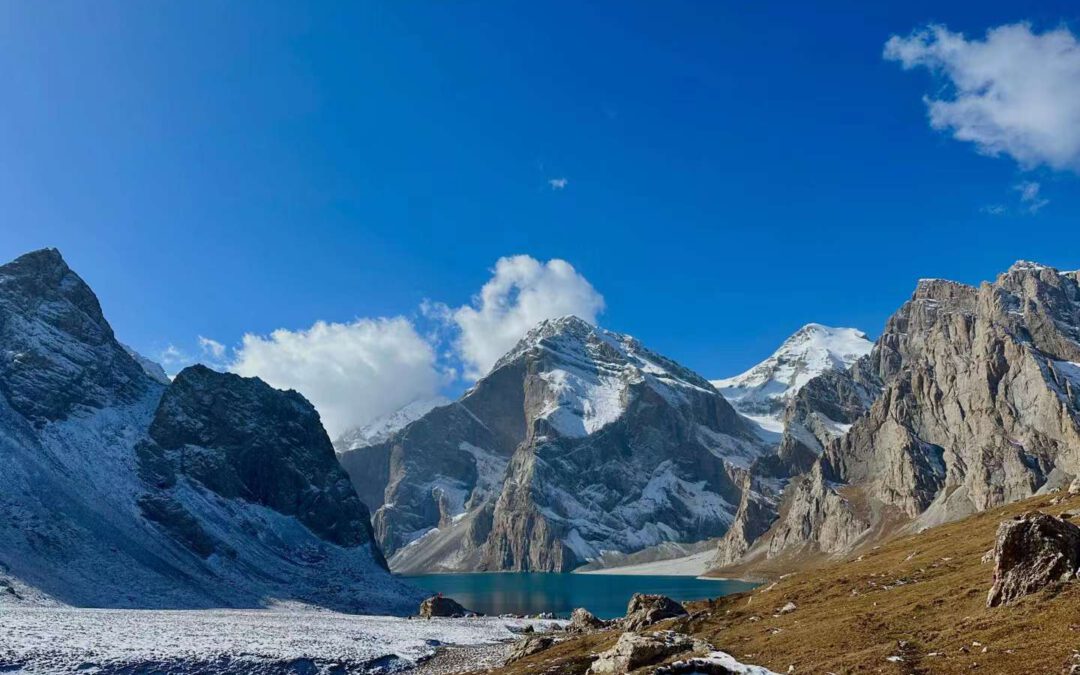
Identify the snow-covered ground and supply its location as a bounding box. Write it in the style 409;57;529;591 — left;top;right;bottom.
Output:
0;607;563;674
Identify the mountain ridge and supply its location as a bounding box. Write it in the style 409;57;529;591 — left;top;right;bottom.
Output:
0;248;418;613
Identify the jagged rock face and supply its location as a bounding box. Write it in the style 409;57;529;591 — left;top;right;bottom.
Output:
715;262;1080;570
0;249;150;424
827;265;1080;522
147;365;378;551
0;249;417;613
341;316;766;573
987;511;1080;607
712;323;872;431
713;350;880;568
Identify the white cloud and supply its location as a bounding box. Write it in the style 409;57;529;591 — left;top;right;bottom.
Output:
230;317;443;438
198;336;226;360
447;255;604;378
1015;180;1050;213
548;177;568;190
884;22;1080;172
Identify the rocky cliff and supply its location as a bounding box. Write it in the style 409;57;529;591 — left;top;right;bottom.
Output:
0;249;416;612
340;315;768;573
713;261;1080;570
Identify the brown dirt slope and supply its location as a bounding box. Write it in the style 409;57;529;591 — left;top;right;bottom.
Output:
487;492;1080;674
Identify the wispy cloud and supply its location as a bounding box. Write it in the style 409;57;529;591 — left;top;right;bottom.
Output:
1015;180;1050;213
198;336;226;359
548;177;568;190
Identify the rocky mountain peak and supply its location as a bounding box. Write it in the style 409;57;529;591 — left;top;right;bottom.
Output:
711;323;873;430
0;247;151;423
341;316;764;573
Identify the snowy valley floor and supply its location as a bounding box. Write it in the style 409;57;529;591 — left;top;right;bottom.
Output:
0;606;562;674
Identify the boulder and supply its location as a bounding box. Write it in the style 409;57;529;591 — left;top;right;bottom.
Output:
623;594;688;630
587;631;693;674
506;635;555;663
987;511;1080;607
418;595;470;618
570;607;606;632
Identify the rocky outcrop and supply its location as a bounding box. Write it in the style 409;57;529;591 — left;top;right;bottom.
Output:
341;316;767;573
713;262;1080;571
146;365;377;552
987;511;1080;607
587;631;696;675
418;594;470;618
623;594;688;631
569;607;606;632
0;248;418;613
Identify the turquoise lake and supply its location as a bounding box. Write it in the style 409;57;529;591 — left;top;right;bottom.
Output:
405;573;758;619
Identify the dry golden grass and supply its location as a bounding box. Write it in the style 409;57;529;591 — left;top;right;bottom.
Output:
486;492;1080;674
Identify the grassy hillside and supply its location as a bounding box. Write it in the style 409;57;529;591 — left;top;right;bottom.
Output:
487;491;1080;674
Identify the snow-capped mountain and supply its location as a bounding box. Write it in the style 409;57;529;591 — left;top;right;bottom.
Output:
339;315;768;573
334;396;451;453
0;249;419;613
711;324;873;431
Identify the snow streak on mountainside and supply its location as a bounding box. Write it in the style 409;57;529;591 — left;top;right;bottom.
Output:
0;249;419;613
340;315;768;573
711;324;873;432
334;396;451;453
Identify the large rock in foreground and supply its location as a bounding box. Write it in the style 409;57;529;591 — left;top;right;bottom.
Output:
418;594;471;618
987;511;1080;607
587;631;695;674
623;594;688;630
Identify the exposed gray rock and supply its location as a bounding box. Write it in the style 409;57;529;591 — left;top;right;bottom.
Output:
342;316;767;573
587;631;694;674
505;634;555;663
623;593;688;631
418;594;470;618
987;511;1080;607
570;607;606;632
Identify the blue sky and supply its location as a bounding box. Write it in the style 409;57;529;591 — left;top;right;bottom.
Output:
2;2;1079;433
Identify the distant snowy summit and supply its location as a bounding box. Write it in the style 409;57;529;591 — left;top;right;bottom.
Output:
711;323;873;431
335;397;451;452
